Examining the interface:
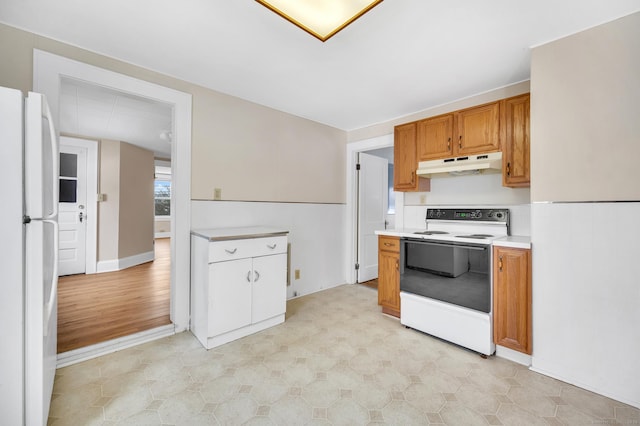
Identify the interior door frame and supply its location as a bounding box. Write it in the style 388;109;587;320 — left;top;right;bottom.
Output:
59;136;98;274
345;134;394;285
33;50;192;336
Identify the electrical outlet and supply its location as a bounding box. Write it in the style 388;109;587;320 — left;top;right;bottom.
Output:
294;269;300;280
214;188;222;200
420;194;427;204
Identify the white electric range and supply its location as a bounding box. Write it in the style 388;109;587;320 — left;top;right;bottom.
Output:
399;208;510;356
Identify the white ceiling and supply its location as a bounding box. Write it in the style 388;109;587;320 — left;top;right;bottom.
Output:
1;1;639;133
60;78;173;158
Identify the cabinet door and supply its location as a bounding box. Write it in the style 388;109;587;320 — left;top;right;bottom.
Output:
417;114;454;161
209;258;252;336
493;247;532;354
378;248;400;317
503;94;530;187
456;102;501;155
251;254;287;324
394;123;418;191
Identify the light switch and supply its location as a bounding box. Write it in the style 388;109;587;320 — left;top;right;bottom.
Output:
214;188;222;200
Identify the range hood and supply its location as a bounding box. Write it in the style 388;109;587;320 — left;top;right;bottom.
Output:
417;151;502;177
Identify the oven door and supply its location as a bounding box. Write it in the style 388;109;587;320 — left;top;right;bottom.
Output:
400;238;491;313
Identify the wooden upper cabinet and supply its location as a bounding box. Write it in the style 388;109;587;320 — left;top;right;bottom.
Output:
455;101;501;155
417;114;454;161
394;122;430;192
502;94;530;187
493;246;532;354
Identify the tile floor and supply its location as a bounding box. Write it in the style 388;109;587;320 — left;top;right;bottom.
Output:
49;284;639;425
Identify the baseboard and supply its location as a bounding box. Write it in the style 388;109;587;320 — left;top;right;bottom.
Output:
530;363;640;409
96;250;154;273
496;345;532;366
56;324;175;368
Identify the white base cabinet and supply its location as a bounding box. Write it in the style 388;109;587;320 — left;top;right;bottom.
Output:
191;231;288;349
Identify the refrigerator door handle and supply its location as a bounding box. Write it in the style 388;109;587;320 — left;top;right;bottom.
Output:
43;99;59;220
42;218;59;336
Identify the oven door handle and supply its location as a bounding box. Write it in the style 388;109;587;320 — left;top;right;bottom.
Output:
407;240;488;251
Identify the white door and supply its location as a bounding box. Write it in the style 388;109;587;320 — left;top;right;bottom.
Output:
357;152;389;282
58;144;87;276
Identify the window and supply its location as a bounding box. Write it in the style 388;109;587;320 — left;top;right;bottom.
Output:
154;180;171;216
154;163;171;217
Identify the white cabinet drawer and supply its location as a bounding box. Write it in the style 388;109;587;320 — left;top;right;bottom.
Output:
208;236;287;263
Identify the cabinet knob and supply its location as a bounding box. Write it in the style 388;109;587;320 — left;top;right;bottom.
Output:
506;162;511;177
246;271;252;282
411;171;415;184
267;243;277;249
499;255;503;272
447;137;451;149
458;135;462;149
254;270;260;282
225;248;237;254
395;260;399;270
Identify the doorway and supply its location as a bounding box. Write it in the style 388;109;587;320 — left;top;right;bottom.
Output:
34;50;192;364
346;134;394;285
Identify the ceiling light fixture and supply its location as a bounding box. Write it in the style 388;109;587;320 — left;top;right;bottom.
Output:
256;0;383;42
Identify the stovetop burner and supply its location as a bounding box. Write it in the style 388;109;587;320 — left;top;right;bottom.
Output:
413;231;449;235
417;208;510;242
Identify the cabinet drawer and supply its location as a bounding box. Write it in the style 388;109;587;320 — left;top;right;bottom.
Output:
209;236;287;262
379;236;400;252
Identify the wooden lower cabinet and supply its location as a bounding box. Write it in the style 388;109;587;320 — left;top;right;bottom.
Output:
493;246;532;354
378;235;400;317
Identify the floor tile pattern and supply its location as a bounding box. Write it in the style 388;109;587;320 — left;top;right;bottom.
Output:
49;284;639;425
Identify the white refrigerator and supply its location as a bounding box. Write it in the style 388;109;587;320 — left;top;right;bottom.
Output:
0;86;59;425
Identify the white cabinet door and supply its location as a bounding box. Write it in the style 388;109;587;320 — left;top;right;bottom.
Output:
252;254;287;324
208;258;252;336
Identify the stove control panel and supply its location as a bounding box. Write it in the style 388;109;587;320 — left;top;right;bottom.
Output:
426;208;509;223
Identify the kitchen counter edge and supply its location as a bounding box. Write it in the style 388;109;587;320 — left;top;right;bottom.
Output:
492;236;531;249
191;226;289;241
375;229;532;249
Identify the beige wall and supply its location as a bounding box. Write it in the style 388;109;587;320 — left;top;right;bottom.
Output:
98;140;154;261
118;143;154;258
530;12;640;202
347;81;531;142
97;140;120;261
0;23;347;204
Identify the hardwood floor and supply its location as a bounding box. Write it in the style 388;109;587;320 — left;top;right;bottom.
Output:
57;238;171;353
359;278;378;290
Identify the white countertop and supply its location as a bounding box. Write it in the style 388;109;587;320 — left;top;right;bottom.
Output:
191;226;289;241
492;236;531;249
376;228;531;249
375;228;423;238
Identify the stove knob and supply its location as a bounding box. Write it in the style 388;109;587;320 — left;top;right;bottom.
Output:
476;211;482;219
495;212;503;219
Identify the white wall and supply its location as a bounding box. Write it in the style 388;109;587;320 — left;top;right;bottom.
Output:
530;12;640;408
191;201;346;299
531;202;640;408
399;174;531;235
